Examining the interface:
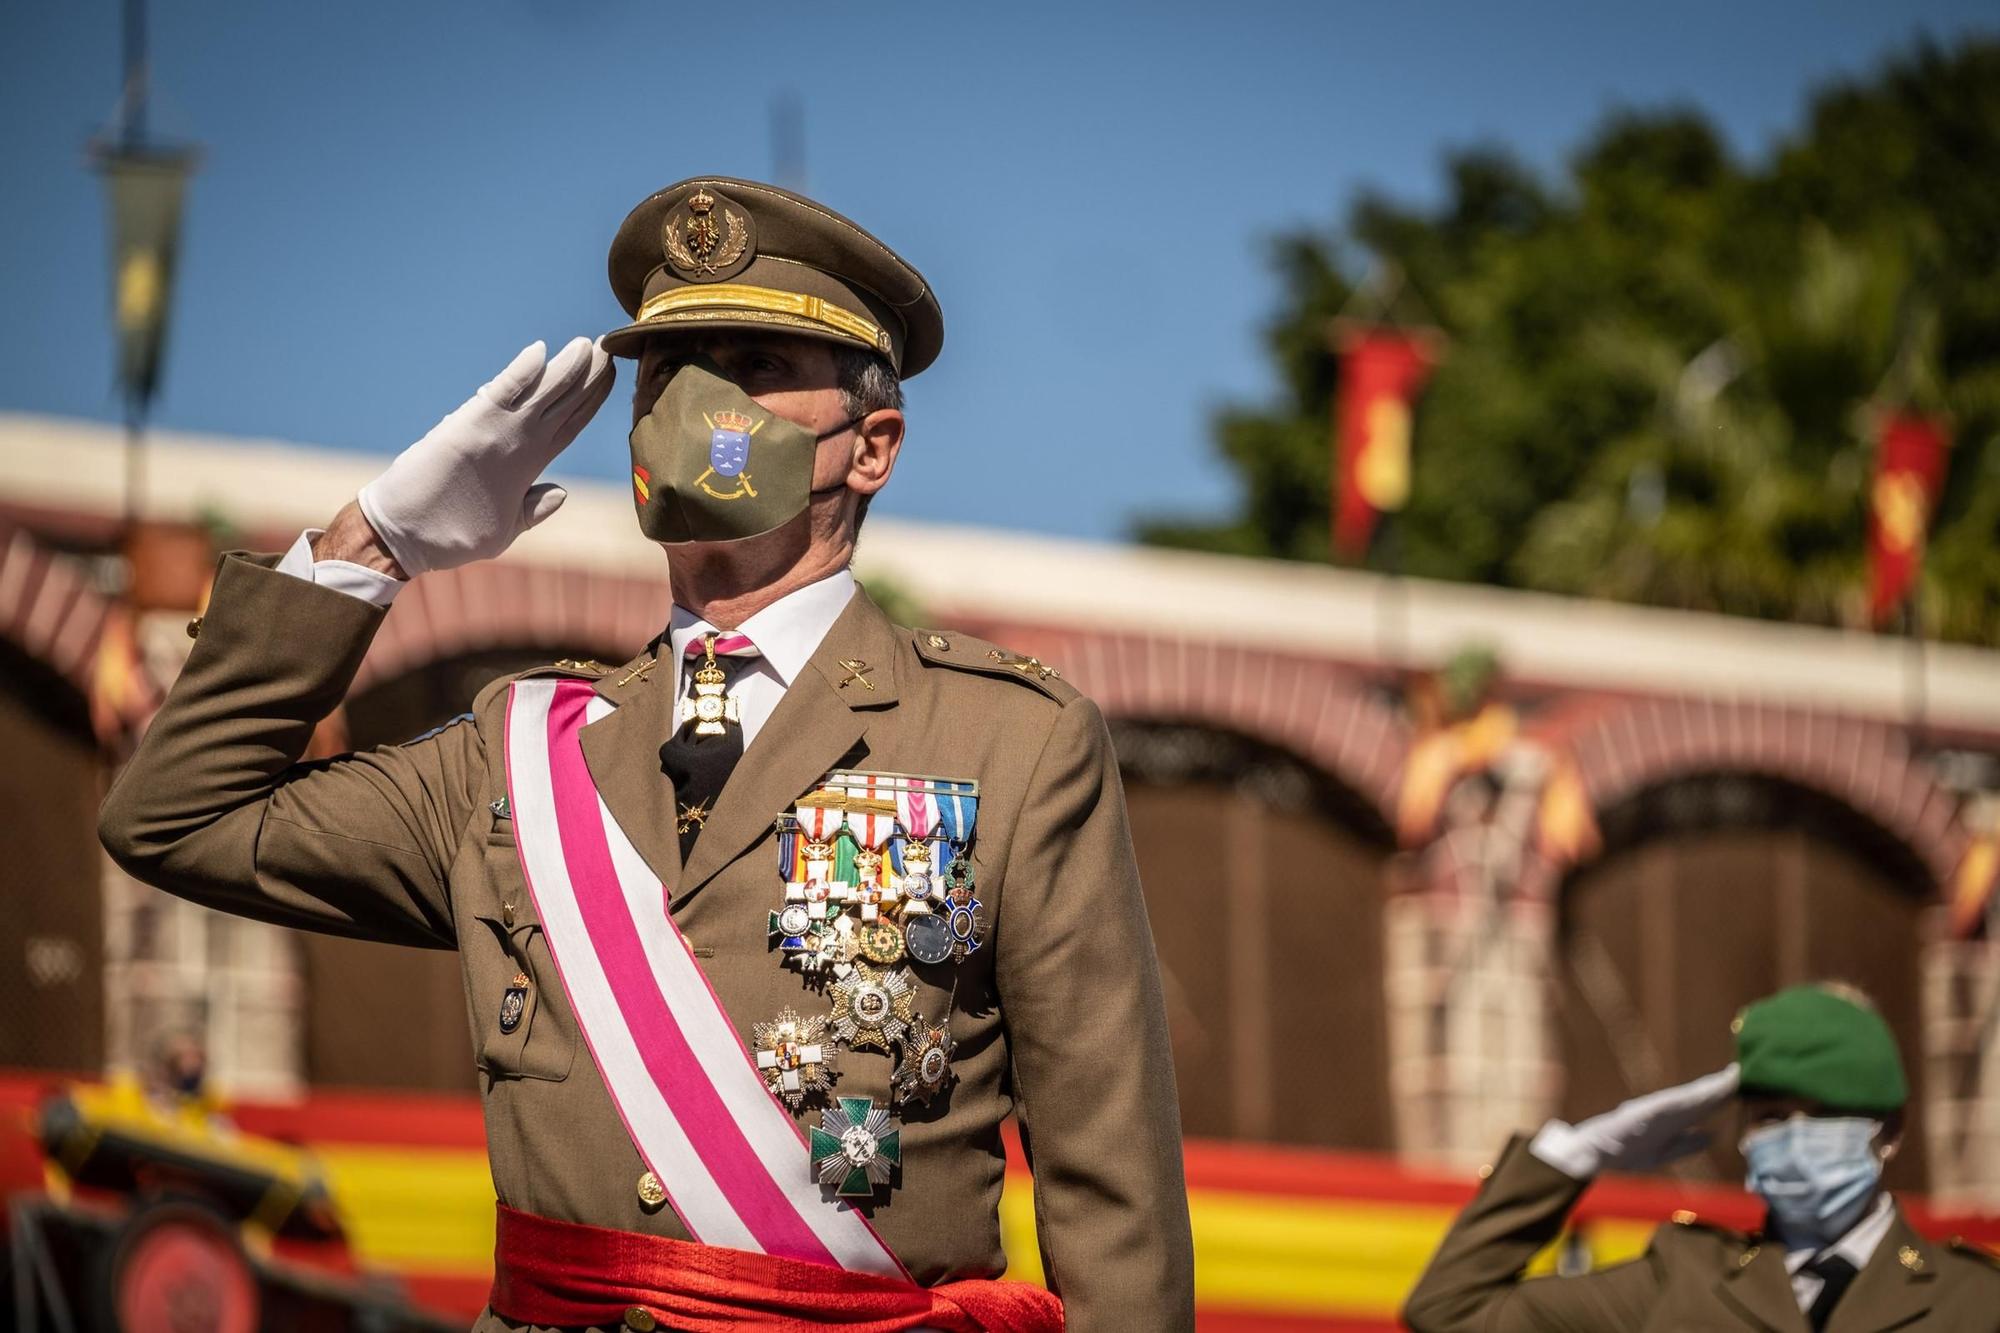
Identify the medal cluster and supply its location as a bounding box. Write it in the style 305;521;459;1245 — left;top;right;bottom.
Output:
758;773;982;1197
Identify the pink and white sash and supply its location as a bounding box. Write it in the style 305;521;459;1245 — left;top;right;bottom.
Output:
502;678;907;1278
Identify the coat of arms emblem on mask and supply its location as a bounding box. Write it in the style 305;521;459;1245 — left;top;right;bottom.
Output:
699;409;762;500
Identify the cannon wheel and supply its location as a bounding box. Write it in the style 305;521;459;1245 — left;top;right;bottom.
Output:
95;1201;259;1333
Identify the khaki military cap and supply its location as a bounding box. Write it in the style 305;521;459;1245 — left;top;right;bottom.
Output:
601;176;943;377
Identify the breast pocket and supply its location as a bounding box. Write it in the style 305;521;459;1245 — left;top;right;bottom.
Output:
466;835;577;1082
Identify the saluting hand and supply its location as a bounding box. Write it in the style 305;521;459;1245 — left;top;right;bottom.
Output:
350;337;617;577
1530;1064;1740;1178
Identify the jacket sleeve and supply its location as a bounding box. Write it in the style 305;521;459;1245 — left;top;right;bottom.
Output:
992;696;1195;1332
97;552;485;948
1402;1137;1665;1333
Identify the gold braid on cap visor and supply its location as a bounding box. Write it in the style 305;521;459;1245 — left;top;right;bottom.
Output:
635;284;895;362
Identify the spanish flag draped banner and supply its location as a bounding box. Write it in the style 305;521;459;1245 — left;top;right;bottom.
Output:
1333;328;1435;561
1866;412;1950;626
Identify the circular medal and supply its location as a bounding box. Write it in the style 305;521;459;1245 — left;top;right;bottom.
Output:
892;1019;956;1108
850;982;891;1026
904;913;953;965
777;904;812;938
858;919;905;965
919;1046;949;1085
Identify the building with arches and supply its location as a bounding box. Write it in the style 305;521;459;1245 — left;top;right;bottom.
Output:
3;410;1999;1313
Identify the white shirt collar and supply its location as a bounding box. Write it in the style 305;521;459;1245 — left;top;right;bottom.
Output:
1782;1192;1897;1274
666;568;856;687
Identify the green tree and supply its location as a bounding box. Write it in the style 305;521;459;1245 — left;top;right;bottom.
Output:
1140;39;2000;644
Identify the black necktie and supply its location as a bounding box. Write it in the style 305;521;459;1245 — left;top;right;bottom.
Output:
658;637;760;862
1807;1253;1859;1332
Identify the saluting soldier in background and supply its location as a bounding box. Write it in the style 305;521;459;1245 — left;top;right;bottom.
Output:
100;177;1195;1332
1404;983;2000;1332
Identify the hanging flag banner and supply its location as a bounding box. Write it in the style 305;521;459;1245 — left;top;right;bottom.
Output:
97;148;198;412
1866;412;1950;627
1332;327;1436;561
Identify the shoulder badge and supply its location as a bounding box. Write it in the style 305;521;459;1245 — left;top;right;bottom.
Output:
504;657;621;685
911;630;1077;704
1652;1210;1749;1251
1949;1237;2000;1271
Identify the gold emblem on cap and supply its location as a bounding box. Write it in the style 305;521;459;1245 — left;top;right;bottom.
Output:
663;187;750;278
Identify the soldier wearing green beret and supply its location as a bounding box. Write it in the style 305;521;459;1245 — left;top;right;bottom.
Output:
100;178;1193;1331
1403;982;2000;1331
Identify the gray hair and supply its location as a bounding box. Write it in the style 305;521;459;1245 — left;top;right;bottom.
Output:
835;346;903;417
834;348;902;530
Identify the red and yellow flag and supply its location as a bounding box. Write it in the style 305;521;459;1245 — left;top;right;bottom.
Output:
1867;413;1950;626
1332;328;1436;561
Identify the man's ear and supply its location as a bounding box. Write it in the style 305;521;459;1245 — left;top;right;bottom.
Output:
847;409;905;496
1875;1110;1906;1162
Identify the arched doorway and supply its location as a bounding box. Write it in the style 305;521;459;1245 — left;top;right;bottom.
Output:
0;640;105;1072
1113;720;1397;1150
1556;771;1933;1189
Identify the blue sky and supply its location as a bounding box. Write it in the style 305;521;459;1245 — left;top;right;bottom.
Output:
4;1;1993;541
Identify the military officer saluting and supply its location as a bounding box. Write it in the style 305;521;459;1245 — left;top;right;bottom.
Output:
1404;983;2000;1331
100;177;1195;1331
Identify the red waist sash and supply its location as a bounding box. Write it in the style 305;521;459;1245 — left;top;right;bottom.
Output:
490;1204;1064;1333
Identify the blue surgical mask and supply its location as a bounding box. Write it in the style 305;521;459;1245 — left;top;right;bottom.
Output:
1740;1116;1883;1248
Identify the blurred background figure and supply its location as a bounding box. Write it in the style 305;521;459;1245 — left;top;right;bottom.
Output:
3;2;2000;1329
1404;984;2000;1331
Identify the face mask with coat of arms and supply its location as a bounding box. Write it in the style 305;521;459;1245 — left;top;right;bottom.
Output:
628;356;857;545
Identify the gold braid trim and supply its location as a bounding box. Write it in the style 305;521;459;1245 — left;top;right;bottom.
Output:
636;284;894;360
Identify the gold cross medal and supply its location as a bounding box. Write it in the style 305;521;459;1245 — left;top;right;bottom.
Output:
754;1008;837;1109
678;638;741;736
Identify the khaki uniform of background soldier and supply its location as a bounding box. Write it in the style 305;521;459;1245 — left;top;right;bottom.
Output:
100;177;1195;1331
1403;984;2000;1332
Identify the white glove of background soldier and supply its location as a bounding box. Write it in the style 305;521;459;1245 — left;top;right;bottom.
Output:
357;337;615;577
1528;1064;1740;1179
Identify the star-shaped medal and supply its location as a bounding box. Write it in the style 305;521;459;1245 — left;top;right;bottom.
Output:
753;1008;837;1109
810;1096;901;1197
828;963;916;1051
892;1017;956;1108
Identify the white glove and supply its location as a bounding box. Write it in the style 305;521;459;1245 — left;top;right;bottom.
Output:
357;337;615;577
1529;1064;1739;1178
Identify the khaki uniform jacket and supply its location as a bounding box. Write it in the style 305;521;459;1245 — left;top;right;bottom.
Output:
1403;1136;2000;1332
98;553;1195;1333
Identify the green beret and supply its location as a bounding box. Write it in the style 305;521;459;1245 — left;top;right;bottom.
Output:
1733;985;1908;1115
601;176;943;378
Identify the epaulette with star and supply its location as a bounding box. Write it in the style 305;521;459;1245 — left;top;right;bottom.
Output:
909;629;1077;704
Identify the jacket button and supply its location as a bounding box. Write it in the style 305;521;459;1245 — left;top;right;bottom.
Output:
636;1171;667;1211
926;634;949;650
624;1308;657;1332
185;616;203;640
